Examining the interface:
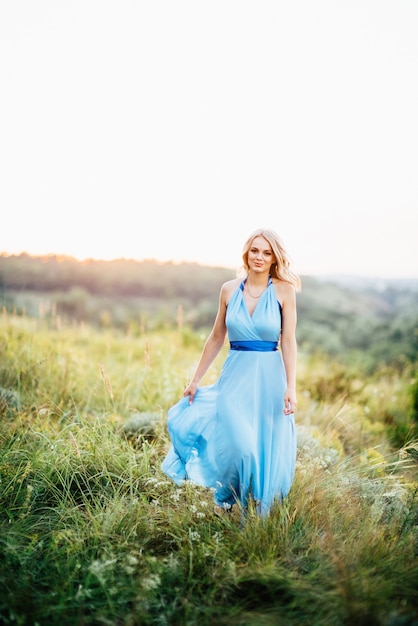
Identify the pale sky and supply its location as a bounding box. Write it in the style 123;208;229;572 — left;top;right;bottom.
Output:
1;1;417;278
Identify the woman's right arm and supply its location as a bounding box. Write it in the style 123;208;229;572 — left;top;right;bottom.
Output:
183;282;231;404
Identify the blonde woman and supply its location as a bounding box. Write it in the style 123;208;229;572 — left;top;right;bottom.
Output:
162;228;301;517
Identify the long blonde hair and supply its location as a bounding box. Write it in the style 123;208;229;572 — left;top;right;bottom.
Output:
241;228;301;291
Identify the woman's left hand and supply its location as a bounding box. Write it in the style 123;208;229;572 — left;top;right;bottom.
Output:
283;387;297;415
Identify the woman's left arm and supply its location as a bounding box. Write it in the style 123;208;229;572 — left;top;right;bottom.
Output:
279;284;298;415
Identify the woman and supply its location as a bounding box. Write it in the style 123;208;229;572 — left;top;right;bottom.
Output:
162;228;301;516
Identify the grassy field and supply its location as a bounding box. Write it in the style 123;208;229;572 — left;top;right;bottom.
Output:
0;311;417;625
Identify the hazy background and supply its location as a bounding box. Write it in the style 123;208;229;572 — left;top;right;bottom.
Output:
1;0;417;278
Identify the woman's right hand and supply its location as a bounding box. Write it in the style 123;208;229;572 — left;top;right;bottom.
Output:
184;381;199;405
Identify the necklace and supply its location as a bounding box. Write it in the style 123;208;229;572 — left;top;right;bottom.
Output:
245;281;267;299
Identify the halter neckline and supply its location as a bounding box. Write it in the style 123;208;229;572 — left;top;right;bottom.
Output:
240;275;272;291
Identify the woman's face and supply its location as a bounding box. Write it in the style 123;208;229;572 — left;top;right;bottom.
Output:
247;236;275;273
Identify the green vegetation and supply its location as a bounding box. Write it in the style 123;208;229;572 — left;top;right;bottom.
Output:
0;255;417;624
1;308;417;625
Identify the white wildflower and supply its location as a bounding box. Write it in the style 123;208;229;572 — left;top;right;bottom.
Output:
166;553;179;572
75;585;93;601
141;574;161;590
87;558;117;585
126;554;139;566
189;530;201;542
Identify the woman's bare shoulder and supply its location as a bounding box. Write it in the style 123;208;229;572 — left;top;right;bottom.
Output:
271;278;296;304
221;277;242;302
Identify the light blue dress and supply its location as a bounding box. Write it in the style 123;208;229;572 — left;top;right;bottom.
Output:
161;277;296;516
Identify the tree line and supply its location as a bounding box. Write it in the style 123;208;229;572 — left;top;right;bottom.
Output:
0;253;233;301
1;253;417;370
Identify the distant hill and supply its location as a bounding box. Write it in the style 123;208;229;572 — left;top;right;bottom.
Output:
314;274;418;292
1;253;417;368
0;253;234;301
1;252;417;300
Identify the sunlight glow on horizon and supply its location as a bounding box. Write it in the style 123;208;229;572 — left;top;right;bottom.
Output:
2;224;417;280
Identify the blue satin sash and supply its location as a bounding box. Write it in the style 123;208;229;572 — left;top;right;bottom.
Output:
230;340;278;352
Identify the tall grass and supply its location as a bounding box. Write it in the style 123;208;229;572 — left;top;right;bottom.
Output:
0;313;417;625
